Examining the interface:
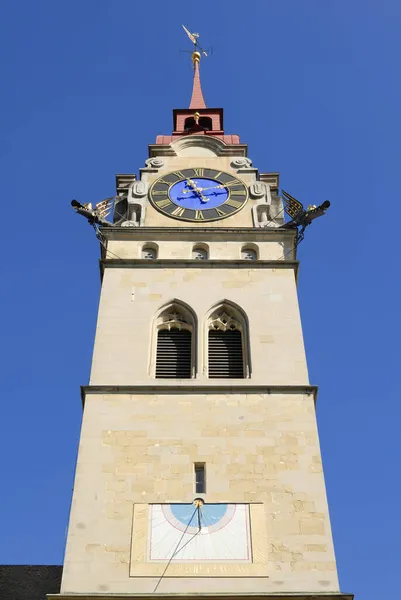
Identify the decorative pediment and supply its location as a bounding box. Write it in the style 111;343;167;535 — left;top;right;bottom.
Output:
149;135;248;158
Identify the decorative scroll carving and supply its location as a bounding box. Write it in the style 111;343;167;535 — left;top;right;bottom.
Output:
250;181;268;199
132;181;148;197
209;312;242;332
145;157;165;169
231;157;252;169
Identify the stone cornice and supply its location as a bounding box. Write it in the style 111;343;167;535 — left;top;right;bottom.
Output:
80;385;318;407
99;227;298;243
48;593;353;600
100;259;299;272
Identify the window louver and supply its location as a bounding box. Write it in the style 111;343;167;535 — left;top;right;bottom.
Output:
156;329;192;378
208;330;244;378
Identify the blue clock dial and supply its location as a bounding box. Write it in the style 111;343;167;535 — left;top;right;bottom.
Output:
169;178;229;210
149;168;248;222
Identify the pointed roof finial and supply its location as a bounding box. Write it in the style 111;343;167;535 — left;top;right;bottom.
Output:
182;25;208;109
189;51;206;109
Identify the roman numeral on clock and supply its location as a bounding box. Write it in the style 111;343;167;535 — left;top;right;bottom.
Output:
225;198;243;208
171;206;185;217
173;171;185;179
153;190;168;195
193;168;204;177
215;208;227;217
224;179;241;187
195;210;205;220
155;198;172;208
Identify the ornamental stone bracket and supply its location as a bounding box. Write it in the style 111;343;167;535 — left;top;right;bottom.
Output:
250;182;285;229
230;156;257;176
124;181;148;227
115;180;149;227
140;157;166;178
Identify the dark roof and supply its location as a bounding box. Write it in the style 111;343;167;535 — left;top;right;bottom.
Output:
0;565;62;600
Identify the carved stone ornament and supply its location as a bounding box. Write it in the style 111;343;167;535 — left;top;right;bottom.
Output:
131;180;148;197
231;157;252;169
160;311;190;331
250;181;268;199
209;312;241;332
145;157;165;169
121;220;139;227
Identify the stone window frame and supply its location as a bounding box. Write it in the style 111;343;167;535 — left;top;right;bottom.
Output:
204;300;251;379
141;242;159;259
150;300;197;378
192;243;209;260
241;243;259;261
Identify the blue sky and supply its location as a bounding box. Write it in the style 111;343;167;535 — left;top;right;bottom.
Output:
1;1;400;598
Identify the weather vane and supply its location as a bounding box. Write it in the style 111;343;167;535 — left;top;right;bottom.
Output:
279;190;330;245
71;197;116;228
182;24;208;57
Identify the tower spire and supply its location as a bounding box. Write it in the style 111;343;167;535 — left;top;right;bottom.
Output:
189;51;206;109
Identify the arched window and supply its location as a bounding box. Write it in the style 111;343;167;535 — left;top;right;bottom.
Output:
184;117;196;131
207;302;250;379
192;244;209;260
198;116;212;131
154;302;196;378
142;243;158;259
241;245;258;260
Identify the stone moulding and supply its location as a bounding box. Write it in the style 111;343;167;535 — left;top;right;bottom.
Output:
148;134;249;158
100;259;299;269
48;594;354;600
80;384;319;407
99;227;298;242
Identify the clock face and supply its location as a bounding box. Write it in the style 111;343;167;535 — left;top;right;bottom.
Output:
149;168;248;222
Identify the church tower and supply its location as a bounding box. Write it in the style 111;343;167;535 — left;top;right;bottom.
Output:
55;43;352;600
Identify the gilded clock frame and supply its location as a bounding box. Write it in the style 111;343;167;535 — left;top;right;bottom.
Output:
148;168;249;222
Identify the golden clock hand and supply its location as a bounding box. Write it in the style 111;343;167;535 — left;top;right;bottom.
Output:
195;184;226;192
180;182;209;202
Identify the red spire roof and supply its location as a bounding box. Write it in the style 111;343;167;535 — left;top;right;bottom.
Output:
189;52;206;109
154;49;241;146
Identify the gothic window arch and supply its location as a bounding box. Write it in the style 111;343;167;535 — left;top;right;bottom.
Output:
206;301;250;379
153;301;196;379
241;244;259;260
192;244;209;260
142;243;158;259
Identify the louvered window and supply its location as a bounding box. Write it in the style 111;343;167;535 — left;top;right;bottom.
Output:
156;328;192;378
208;329;244;378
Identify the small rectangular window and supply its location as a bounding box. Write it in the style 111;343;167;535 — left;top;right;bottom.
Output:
194;463;206;494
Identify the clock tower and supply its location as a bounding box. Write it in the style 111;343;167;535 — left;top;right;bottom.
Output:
55;48;352;600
